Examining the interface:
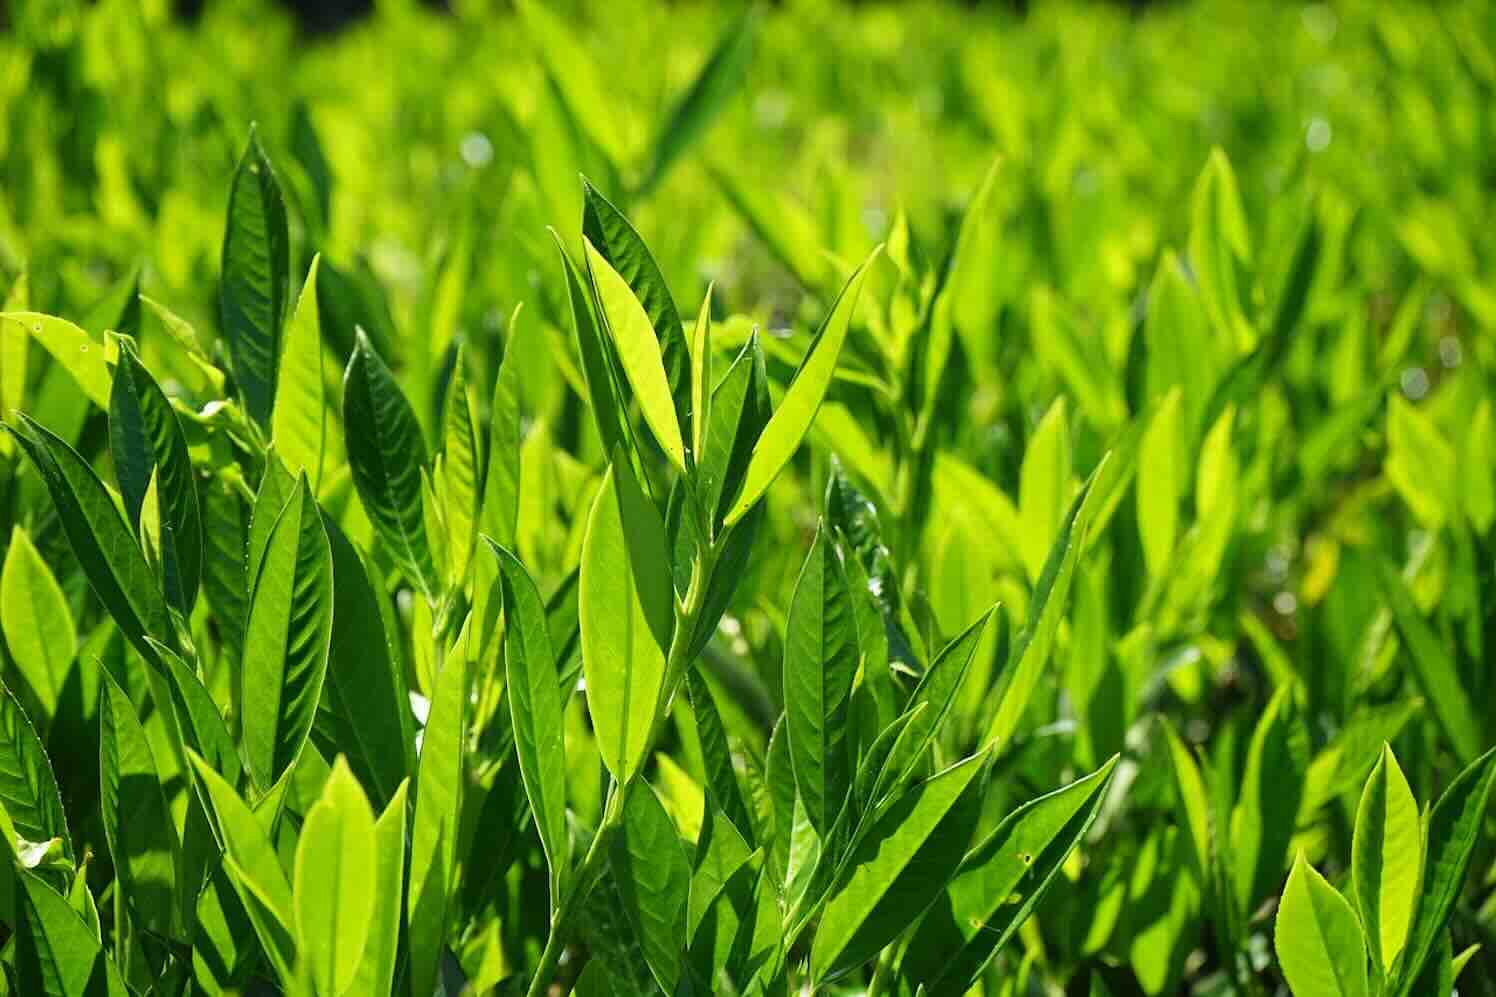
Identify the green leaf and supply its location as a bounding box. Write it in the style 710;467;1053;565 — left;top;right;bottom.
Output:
552;231;632;461
1230;684;1309;916
153;638;239;785
611;781;691;996
1376;559;1484;764
108;342;203;614
640;12;756;194
516;0;629;166
895;758;1118;996
1274;853;1368;997
315;516;413;811
899;606;999;781
685;666;754;848
15;872;129;997
697;333;771;532
584;237;687;473
294;757;377;997
6;414;170;668
481;305;525;550
0;683;70;860
1;526;76;718
248;452;297;607
1160;719;1212;884
723;246;882;525
580;458;673;784
689;805;755;940
348;779;407;997
782;524;859;835
986;464;1101;749
487;540;568;905
1393;746;1496;995
1136;388;1181;578
690;285;714;462
99;671;180;940
406;639;468;997
1385;395;1457;528
241;475;333;793
1353;746;1421;974
272;255;327;489
441;346;481;586
1018;397;1072;582
343;329;439;602
809;751;988;984
220;126;290;429
0;312;111;409
1189;148;1253;350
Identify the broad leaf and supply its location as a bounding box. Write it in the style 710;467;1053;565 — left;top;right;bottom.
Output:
612;781;691;996
0;682;70;859
294;757;377;997
272;255;327;488
1353;746;1420;974
1;526;76;718
1274;853;1368;997
15;872;129;997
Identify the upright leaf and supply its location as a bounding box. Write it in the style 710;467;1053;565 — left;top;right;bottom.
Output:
1274;853;1368;997
724;246;881;525
481;305;525;550
272;255;326;488
487;540;568;904
782;525;859;836
348;780;408;997
15;872;129;997
1230;684;1310;916
1353;746;1421;974
241;476;333;793
343;329;439;601
1;526;76;718
220;126;290;428
580;460;673;784
440;346;481;586
294;757;377;997
584;237;687;472
0;683;70;859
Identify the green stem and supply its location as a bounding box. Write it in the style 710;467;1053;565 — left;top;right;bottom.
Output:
865;946;896;997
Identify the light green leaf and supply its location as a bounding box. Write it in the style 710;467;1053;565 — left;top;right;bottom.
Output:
723;246;881;525
272;255;327;489
406;638;468;997
294;757;377;997
1018;397;1072;582
220;126;290;429
0;683;70;861
487;539;568;905
1385;395;1457;528
895;758;1118;996
342;329;439;601
580;459;673;784
480;304;525;551
1274;853;1368;997
1136;388;1181;578
1;312;110;409
440;346;481;587
347;779;407;997
1353;746;1421;974
99;671;180;940
810;752;988;984
1160;719;1211;883
1;526;76;718
1189;148;1253;350
241;475;333;793
612;781;691;996
690;285;714;461
584;237;687;473
1393;747;1496;995
782;525;859;837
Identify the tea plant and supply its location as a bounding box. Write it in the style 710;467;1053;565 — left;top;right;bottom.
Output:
1;1;1495;995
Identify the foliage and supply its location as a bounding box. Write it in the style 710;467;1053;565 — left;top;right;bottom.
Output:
0;0;1494;994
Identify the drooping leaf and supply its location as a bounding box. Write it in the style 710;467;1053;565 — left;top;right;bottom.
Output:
1274;853;1368;997
220;126;290;428
724;247;881;525
1;312;111;409
580;459;673;784
343;329;439;601
241;475;333;793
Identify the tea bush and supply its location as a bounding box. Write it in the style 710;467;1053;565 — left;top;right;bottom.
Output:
0;1;1493;994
